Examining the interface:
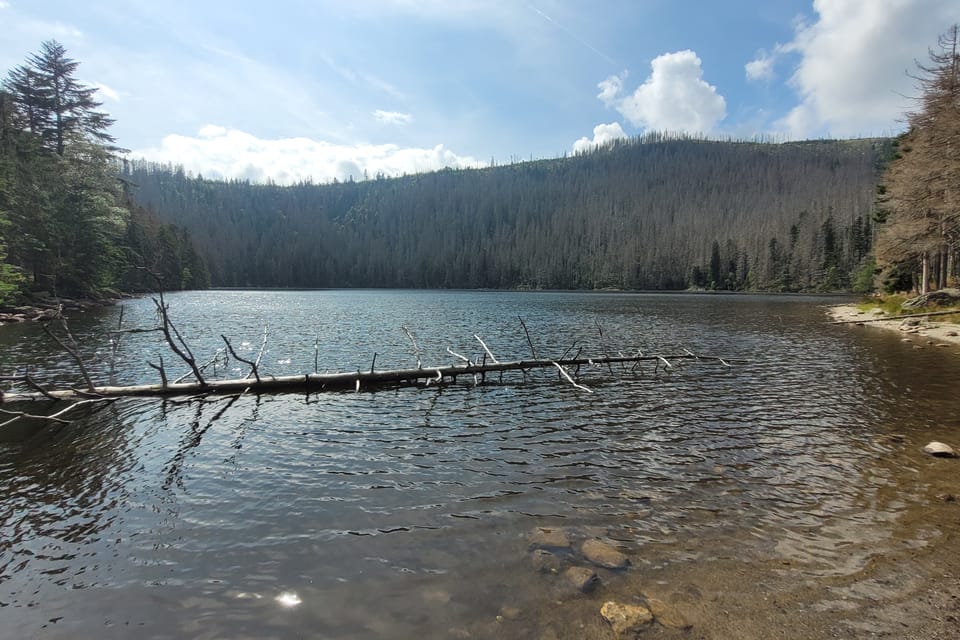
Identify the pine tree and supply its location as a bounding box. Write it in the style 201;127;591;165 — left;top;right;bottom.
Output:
2;40;116;156
875;25;960;292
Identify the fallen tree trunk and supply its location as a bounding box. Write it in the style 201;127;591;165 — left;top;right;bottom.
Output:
829;309;960;324
1;353;733;403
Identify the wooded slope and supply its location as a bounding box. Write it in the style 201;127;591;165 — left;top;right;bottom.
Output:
125;134;890;292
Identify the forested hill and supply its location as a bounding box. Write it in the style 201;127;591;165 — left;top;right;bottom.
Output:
125;135;891;292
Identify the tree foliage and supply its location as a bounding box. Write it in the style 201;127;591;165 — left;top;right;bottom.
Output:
0;41;207;301
875;25;960;292
126;135;887;292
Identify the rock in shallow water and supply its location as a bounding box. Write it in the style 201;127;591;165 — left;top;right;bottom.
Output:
646;597;692;630
600;601;653;635
923;441;957;458
531;549;561;573
528;527;571;550
581;539;629;569
563;566;600;593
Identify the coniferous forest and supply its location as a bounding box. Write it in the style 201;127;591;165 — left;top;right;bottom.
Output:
0;41;208;305
7;35;960;299
124;135;888;293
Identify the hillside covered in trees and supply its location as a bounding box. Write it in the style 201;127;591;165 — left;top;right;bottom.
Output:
126;134;889;292
0;41;208;305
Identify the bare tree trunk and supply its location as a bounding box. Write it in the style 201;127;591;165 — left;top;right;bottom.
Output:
940;246;949;289
921;252;930;295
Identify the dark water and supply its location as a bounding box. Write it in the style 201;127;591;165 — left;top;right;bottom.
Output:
1;291;959;639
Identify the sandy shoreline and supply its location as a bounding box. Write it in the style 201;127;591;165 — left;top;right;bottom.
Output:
827;304;960;349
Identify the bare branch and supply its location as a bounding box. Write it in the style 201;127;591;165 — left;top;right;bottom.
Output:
401;325;422;368
147;355;168;387
518;316;538;360
474;334;499;363
42;312;96;392
221;335;261;383
553;362;593;393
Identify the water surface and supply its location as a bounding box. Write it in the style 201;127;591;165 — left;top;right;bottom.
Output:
1;291;959;638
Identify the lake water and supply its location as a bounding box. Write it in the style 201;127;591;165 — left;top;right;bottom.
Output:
1;290;959;639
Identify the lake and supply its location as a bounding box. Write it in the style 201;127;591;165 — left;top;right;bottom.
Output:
1;290;959;639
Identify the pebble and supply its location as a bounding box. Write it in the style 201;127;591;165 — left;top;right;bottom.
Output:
923;441;957;458
581;539;629;569
600;601;653;636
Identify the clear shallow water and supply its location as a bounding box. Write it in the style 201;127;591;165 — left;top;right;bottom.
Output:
1;290;959;638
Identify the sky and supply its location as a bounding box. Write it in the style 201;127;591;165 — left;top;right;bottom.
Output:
1;0;957;184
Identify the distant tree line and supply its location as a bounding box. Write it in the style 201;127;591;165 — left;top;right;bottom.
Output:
126;134;889;292
0;40;207;304
875;25;960;294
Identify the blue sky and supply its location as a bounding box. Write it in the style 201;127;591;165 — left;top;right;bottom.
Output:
1;0;956;184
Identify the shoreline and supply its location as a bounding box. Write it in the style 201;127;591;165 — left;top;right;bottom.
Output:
827;303;960;348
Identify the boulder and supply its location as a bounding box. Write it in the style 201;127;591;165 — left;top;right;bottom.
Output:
902;288;960;309
923;442;957;458
600;601;653;636
581;539;629;569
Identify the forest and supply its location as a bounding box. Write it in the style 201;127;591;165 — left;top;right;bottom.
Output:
4;31;959;300
0;41;208;305
125;134;887;293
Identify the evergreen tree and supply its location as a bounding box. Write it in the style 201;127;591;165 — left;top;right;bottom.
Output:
3;40;116;156
875;25;960;292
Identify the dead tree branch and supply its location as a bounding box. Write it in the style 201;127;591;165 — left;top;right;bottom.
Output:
42;312;96;392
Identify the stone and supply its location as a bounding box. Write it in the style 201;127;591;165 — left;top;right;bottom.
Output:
600;601;653;636
923;441;957;458
563;566;600;593
581;539;629;569
947;331;959;337
901;318;922;327
902;288;960;309
528;527;571;550
646;597;692;630
531;549;561;573
499;605;522;620
870;308;886;315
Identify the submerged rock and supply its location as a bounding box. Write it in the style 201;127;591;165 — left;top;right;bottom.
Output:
581;539;629;569
531;549;561;573
528;527;571;550
646;597;692;630
563;566;600;593
923;441;957;458
600;601;653;635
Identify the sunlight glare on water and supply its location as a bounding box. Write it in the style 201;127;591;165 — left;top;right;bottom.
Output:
1;290;959;638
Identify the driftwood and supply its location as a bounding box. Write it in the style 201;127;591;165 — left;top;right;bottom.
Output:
1;353;733;403
0;277;742;432
829;309;960;324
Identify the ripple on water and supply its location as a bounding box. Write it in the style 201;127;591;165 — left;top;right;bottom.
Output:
0;291;957;637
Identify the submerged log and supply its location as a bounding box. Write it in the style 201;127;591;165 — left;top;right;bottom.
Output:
1;353;733;403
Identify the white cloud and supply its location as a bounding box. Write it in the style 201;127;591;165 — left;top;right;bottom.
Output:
0;2;10;9
572;122;627;153
93;82;120;102
597;73;626;105
745;51;775;82
132;126;483;185
373;109;413;125
776;0;958;138
611;50;726;134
